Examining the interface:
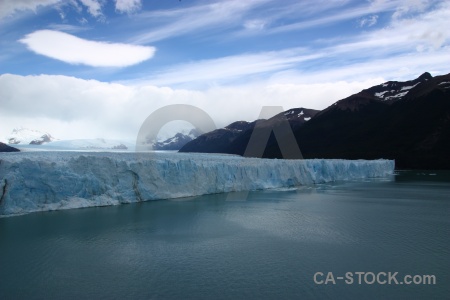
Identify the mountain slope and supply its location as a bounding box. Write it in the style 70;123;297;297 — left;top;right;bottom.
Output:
181;72;450;169
0;142;20;152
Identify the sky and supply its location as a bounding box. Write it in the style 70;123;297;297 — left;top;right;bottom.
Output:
1;0;449;141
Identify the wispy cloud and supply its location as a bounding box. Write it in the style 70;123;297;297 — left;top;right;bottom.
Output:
266;3;393;34
133;1;449;87
234;0;442;37
19;30;156;67
130;45;448;88
269;49;450;84
133;48;323;87
359;15;378;27
46;23;90;33
130;0;269;44
391;0;434;20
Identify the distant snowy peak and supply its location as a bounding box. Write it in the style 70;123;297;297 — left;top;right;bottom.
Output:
6;127;56;145
4;128;132;150
153;129;202;150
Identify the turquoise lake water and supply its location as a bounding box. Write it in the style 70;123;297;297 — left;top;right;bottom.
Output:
1;171;449;299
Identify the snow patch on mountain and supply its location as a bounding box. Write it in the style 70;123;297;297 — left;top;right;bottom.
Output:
374;91;389;98
384;91;409;100
374;87;413;100
400;82;420;91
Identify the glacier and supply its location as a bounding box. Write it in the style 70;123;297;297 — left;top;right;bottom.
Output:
0;152;394;216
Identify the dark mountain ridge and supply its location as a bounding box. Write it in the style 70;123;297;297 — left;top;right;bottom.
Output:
180;120;258;153
180;108;319;154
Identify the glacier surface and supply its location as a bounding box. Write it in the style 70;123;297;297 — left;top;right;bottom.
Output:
0;152;394;216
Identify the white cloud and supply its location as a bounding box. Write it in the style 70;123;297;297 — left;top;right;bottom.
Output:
0;0;61;19
78;0;103;18
0;73;384;141
115;0;142;14
391;1;450;50
1;42;448;141
334;1;450;55
19;30;156;67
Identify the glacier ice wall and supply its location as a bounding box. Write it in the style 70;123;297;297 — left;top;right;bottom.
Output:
0;152;394;216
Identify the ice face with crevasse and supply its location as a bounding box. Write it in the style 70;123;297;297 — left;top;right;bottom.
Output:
0;152;394;216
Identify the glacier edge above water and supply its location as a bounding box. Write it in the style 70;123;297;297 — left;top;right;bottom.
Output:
0;152;394;216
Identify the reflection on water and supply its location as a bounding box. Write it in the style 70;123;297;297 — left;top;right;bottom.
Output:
0;171;449;299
